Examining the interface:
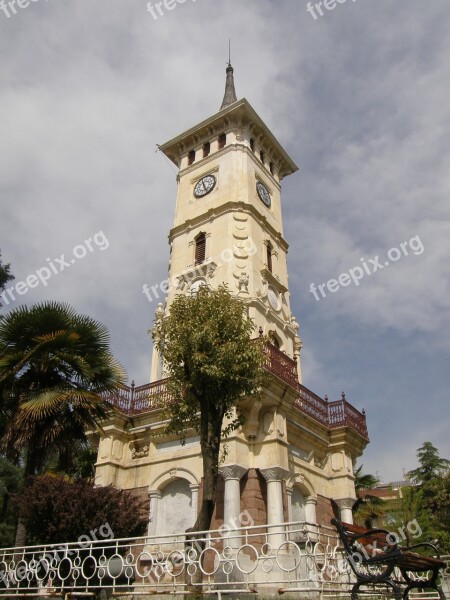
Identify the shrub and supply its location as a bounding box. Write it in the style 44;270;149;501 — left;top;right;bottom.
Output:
19;475;148;545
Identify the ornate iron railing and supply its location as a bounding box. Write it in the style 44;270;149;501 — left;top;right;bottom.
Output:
0;521;352;597
105;343;368;440
0;524;446;598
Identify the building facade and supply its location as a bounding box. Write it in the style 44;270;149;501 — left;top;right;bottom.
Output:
94;65;369;539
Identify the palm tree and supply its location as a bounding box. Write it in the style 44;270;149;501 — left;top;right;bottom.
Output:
353;464;387;528
0;302;125;544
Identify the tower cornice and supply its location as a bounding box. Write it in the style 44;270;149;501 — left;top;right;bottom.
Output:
159;98;299;180
168;200;289;254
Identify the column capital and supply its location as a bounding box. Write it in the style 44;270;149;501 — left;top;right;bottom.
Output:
260;466;290;483
219;464;247;481
189;483;200;492
148;490;162;500
306;496;318;506
335;497;356;510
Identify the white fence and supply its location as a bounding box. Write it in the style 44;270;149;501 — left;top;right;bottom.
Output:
0;522;448;599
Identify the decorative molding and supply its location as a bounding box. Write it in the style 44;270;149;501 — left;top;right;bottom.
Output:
260;268;288;294
242;398;262;439
175;261;217;291
169;201;289;254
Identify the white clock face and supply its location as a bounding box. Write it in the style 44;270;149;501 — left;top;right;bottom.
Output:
268;287;280;311
257;181;271;208
194;175;216;198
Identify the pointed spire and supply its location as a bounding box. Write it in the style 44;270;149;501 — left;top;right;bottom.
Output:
220;62;238;110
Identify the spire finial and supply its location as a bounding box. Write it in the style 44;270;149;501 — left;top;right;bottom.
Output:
220;45;238;110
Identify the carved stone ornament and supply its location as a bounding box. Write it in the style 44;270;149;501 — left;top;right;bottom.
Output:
314;454;329;469
237;272;249;293
131;444;149;459
260;466;290;482
219;464;247;481
256;277;268;298
290;315;300;332
335;497;357;510
155;303;164;320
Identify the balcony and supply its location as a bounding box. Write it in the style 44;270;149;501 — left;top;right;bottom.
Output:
104;344;368;440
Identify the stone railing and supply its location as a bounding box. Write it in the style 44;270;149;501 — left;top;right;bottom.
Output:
105;343;368;440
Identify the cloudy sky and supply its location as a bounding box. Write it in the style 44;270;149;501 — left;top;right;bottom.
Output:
1;0;449;482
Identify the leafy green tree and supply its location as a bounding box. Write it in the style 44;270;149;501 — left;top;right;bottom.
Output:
352;464;386;527
424;472;450;551
0;252;13;311
408;441;450;485
403;442;450;552
19;475;147;545
0;301;124;477
153;285;265;533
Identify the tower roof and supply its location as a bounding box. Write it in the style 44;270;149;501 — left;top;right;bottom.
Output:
220;63;238;110
159;98;298;180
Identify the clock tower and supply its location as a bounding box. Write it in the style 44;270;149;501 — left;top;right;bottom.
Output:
94;65;368;548
150;63;303;382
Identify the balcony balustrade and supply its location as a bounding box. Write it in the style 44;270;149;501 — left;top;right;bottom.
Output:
103;343;368;440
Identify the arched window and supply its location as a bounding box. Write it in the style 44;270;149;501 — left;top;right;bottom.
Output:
266;242;273;273
194;232;206;265
188;150;196;165
203;142;210;158
218;133;226;150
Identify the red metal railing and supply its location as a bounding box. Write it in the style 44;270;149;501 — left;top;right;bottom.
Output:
105;344;368;440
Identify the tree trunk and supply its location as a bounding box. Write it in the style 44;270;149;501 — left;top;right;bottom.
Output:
14;447;37;547
187;405;222;589
14;519;26;548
